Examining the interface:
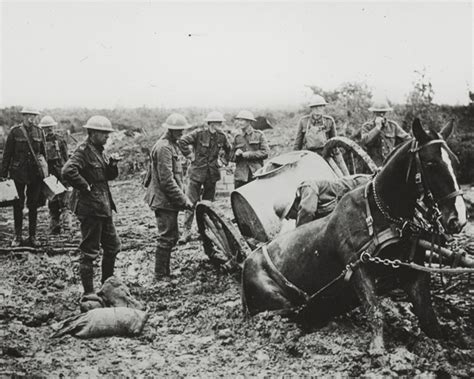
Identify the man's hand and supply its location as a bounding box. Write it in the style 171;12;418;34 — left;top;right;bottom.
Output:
109;153;122;166
235;149;244;158
184;198;194;210
375;116;386;131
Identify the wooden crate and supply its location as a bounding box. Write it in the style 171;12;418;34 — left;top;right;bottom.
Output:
0;179;19;207
43;175;66;201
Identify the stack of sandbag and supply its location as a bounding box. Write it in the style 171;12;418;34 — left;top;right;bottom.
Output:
52;276;148;339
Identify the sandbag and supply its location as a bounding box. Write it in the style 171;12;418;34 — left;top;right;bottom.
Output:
52;307;149;339
97;276;144;310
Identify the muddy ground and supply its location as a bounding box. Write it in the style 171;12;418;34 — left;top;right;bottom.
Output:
0;179;472;377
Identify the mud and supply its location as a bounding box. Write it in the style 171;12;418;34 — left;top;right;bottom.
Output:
1;180;472;376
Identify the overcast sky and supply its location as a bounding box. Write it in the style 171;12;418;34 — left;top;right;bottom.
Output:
0;1;472;109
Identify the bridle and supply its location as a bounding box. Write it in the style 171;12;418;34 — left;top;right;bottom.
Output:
372;138;463;235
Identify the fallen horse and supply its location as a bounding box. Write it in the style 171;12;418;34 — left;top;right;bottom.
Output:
242;118;470;355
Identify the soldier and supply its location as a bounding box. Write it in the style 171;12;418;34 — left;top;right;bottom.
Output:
293;94;336;154
0;126;6;169
177;111;231;244
62;116;121;302
144;113;194;280
230;110;269;189
360;102;411;166
274;174;371;227
38;115;69;234
1;107;46;247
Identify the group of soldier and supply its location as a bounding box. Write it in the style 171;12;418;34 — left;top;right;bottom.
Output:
0;95;410;306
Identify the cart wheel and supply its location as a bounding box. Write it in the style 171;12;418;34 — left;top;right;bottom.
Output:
196;201;250;270
322;136;378;176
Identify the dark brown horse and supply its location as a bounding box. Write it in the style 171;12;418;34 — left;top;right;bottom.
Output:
242;118;466;354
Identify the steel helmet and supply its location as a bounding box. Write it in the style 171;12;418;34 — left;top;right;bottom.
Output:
369;102;392;112
205;111;226;123
38;115;58;128
83;115;114;132
162;113;191;130
309;95;328;108
235;110;256;122
20;106;41;115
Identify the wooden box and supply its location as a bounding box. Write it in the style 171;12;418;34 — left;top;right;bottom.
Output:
0;179;19;207
43;175;67;201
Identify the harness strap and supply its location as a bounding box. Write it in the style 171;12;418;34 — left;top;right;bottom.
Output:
364;182;374;238
398;261;474;275
261;245;309;304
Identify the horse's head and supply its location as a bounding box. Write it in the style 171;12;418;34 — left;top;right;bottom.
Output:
412;118;467;234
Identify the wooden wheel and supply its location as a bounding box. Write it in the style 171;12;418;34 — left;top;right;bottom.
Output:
196;201;250;270
322;137;378;177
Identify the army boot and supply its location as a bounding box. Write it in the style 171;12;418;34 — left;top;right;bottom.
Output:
101;254;116;284
60;209;73;232
27;208;38;248
154;247;171;280
11;205;23;247
49;210;61;235
178;210;194;245
79;261;95;294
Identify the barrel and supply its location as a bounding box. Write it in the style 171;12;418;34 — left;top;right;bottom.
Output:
231;150;337;242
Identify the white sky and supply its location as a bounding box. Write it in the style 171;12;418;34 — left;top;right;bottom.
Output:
0;1;472;108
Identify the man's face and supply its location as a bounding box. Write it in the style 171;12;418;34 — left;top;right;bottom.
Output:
43;126;53;135
235;119;250;130
169;129;184;140
208;122;221;133
310;106;325;117
374;111;387;118
23;114;40;126
91;130;111;146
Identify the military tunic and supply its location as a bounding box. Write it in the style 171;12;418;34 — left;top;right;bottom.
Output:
1;123;46;184
62;139;120;261
360;118;411;167
288;175;371;226
230;127;269;188
144;134;188;249
45;131;69;219
1;123;47;239
293;114;336;153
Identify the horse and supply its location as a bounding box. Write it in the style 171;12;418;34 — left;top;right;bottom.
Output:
241;118;467;355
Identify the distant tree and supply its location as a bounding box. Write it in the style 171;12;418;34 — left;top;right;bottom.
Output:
403;69;443;130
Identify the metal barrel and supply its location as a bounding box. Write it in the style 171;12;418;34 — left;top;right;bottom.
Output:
231;150;337;242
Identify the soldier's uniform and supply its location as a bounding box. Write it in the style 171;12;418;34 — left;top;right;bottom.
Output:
293;114;336;154
276;174;371;227
0;128;6;169
44;129;69;233
178;126;231;236
144;113;192;279
230;127;269;188
361;118;411;167
62;117;120;295
1;121;46;245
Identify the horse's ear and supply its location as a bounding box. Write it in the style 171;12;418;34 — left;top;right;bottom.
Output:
412;118;430;144
440;118;455;140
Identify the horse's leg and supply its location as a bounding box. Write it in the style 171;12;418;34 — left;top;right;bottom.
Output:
401;270;442;339
351;266;385;355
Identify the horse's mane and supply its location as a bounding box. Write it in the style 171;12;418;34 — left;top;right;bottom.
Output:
381;139;413;167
